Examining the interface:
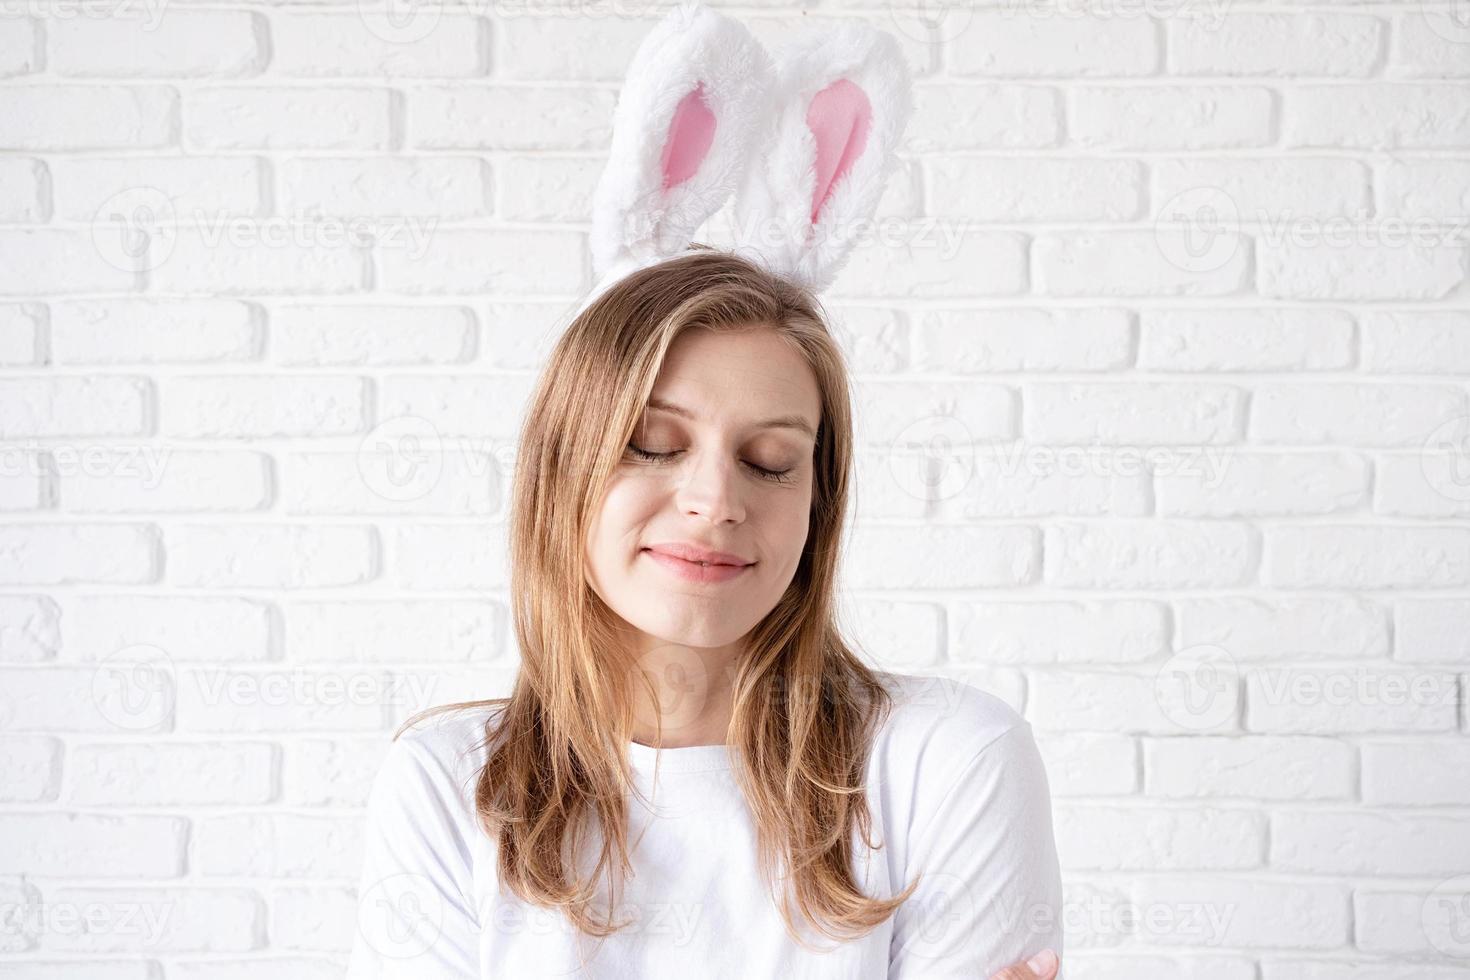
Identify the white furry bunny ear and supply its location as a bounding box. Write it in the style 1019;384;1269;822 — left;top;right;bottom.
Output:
732;21;914;293
588;2;776;285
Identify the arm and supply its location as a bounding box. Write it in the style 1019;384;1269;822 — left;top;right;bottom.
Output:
888;723;1066;979
346;733;481;980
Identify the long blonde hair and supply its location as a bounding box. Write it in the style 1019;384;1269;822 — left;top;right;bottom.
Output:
401;246;918;946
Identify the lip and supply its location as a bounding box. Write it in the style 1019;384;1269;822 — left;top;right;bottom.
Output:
641;543;755;585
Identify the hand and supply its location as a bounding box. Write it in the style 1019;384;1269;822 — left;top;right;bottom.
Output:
987;948;1059;980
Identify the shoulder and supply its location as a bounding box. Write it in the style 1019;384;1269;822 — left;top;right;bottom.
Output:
370;702;506;817
868;669;1031;768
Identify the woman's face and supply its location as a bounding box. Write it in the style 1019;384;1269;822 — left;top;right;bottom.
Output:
585;325;822;657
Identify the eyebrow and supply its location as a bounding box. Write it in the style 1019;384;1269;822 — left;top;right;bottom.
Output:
646;396;818;439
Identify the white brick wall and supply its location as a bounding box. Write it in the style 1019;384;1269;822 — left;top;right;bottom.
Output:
1;1;1468;976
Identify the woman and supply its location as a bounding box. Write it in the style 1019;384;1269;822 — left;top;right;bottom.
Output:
345;247;1066;979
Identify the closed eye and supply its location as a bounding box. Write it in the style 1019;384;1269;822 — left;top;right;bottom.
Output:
624;443;795;485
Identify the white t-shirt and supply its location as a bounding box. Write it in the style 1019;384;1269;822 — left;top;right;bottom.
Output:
345;670;1065;979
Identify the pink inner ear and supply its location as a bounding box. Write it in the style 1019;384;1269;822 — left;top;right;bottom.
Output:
660;82;716;191
805;78;872;226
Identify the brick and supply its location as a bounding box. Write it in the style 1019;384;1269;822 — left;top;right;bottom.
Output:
1245;666;1459;733
67;742;275;805
844;524;1038;589
1286;84;1470;148
1248;383;1467;447
0;377;149;438
2;665;172;734
50;12;264;77
0;157;46;221
408;85;612;150
1363;739;1470;804
1264;525;1470;588
391;523;508;590
1360;310;1470;373
833;231;1028;297
58;450;271;513
0;304;44;365
1376;159;1470;219
0;525;156;586
1257;235;1466;300
282;737;390;806
1044;521;1257;588
164;524;376;588
1393;11;1470;76
952;600;1168;664
1028;670;1242;736
1168;14;1382;76
1155;451;1368;517
0;813;185;877
1176;596;1390;661
1272;810;1470;874
1034;231;1251;297
196;814;361;878
1394;599;1470;664
186;87;393;150
160;376;367;438
1069;87;1275;149
0;18;37;77
280;450;499;516
0;85;175;150
0;595;59;662
269;13;484;77
1153;158;1370;222
50;299;260;364
948;10;1157;76
376;229;583;295
175;667;389;733
909;84;1060;151
1138;308;1354;371
1024;382;1242;445
1056;804;1264;870
51;157;262;224
0;736;60;802
913;308;1132;372
1144;736;1355;800
379;374;535;440
279;157;490;218
281;599;502;662
270;304;474;366
36;886;260;952
1035;734;1139;796
58;594;273;664
148;227;367;296
0;230;138;294
1132;876;1349;948
928;157;1143;221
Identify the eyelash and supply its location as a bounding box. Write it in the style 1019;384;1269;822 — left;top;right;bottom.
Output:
624;444;796;485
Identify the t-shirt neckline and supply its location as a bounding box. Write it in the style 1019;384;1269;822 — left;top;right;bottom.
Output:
626;738;736;773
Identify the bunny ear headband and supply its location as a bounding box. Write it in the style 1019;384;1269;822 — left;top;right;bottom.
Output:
576;0;914;319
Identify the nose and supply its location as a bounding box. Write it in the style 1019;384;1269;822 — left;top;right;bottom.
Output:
673;449;745;525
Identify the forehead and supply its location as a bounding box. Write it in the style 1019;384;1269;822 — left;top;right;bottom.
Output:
648;328;822;429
